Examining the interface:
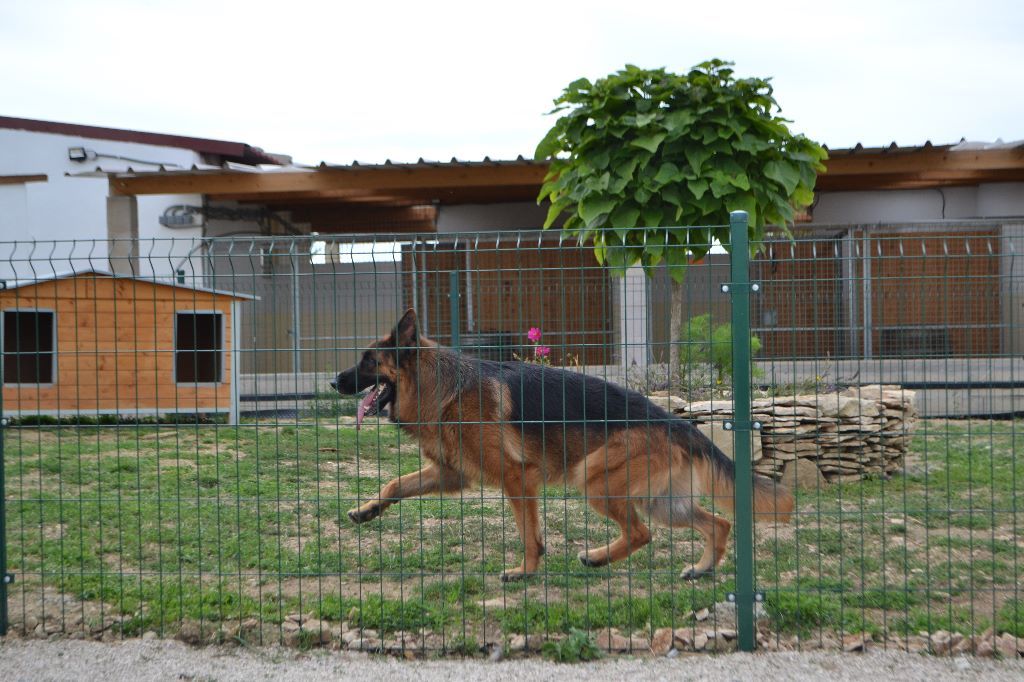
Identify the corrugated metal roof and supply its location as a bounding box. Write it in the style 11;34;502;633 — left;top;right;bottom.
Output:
73;139;1024;200
317;155;546;170
320;141;1024;167
66;162;314;179
949;138;1024;151
67;139;1024;179
71;157;544;180
823;138;1024;154
3;267;259;300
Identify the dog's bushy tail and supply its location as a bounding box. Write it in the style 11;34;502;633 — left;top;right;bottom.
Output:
673;422;794;522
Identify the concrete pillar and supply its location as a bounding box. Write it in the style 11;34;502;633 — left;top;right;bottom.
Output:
616;265;649;369
107;195;138;275
840;229;860;356
1000;223;1024;357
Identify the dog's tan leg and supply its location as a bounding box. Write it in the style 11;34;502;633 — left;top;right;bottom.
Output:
500;466;544;582
578;494;652;567
679;503;731;580
348;464;464;523
573;440;652;568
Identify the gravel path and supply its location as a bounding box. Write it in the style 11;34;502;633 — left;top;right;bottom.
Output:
2;639;1023;682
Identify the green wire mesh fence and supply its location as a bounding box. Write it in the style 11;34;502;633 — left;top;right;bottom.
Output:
0;216;1021;658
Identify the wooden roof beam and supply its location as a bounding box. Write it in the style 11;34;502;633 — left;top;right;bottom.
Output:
0;174;48;185
105;146;1024;199
823;148;1024;177
110;164;548;197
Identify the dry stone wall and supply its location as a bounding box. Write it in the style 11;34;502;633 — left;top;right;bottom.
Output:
657;385;917;484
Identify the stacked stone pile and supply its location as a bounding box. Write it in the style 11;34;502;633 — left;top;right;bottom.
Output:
671;385;917;484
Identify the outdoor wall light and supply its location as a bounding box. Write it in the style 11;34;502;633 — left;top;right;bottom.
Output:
66;146;178;168
67;147;97;162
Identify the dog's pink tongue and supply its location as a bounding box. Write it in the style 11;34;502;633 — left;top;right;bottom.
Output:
356;388;377;430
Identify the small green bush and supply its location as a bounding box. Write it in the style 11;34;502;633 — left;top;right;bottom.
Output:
678;313;761;387
312;391;357;418
541;628;602;662
7;412;223;426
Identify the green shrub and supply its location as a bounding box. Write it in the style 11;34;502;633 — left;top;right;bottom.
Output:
678;313;762;387
312;391;357;419
541;628;602;662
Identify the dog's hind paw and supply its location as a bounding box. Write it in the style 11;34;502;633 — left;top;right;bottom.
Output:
577;550;609;568
347;505;382;524
680;566;712;581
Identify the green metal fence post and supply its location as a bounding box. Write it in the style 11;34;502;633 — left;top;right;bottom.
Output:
727;210;757;652
0;407;8;635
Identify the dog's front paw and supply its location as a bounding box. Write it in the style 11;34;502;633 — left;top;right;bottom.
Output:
500;562;539;582
347;505;382;524
500;569;534;583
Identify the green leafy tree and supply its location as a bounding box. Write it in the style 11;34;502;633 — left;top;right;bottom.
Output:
535;60;826;377
536;60;826;276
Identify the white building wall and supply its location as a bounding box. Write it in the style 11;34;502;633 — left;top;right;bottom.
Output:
441;184;1024;230
0;184;30;244
0;128;206;279
135;193;206;278
977;183;1024;217
811;183;1024;224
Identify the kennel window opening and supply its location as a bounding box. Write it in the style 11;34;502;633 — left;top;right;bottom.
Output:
2;309;56;385
174;311;224;384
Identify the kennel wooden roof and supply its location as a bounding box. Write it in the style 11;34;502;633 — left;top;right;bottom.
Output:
2;268;259;300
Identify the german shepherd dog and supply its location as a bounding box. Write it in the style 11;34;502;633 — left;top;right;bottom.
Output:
331;309;793;581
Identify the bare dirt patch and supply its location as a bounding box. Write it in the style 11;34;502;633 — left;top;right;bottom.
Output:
41;523;67;540
6;587;123;637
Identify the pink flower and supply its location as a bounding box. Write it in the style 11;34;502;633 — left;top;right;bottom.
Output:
527;327;542;343
534;345;551;359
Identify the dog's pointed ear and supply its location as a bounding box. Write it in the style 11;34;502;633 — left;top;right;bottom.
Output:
395;308;418;349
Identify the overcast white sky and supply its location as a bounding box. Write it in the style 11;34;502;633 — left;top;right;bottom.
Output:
2;0;1022;165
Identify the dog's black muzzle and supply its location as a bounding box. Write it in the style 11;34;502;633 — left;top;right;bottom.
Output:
330;366;376;395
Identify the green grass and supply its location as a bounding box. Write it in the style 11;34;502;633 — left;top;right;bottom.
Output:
497;588;723;633
3;418;1022;649
997;598;1024;637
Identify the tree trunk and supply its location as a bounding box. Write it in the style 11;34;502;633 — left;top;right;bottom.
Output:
668;279;685;393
